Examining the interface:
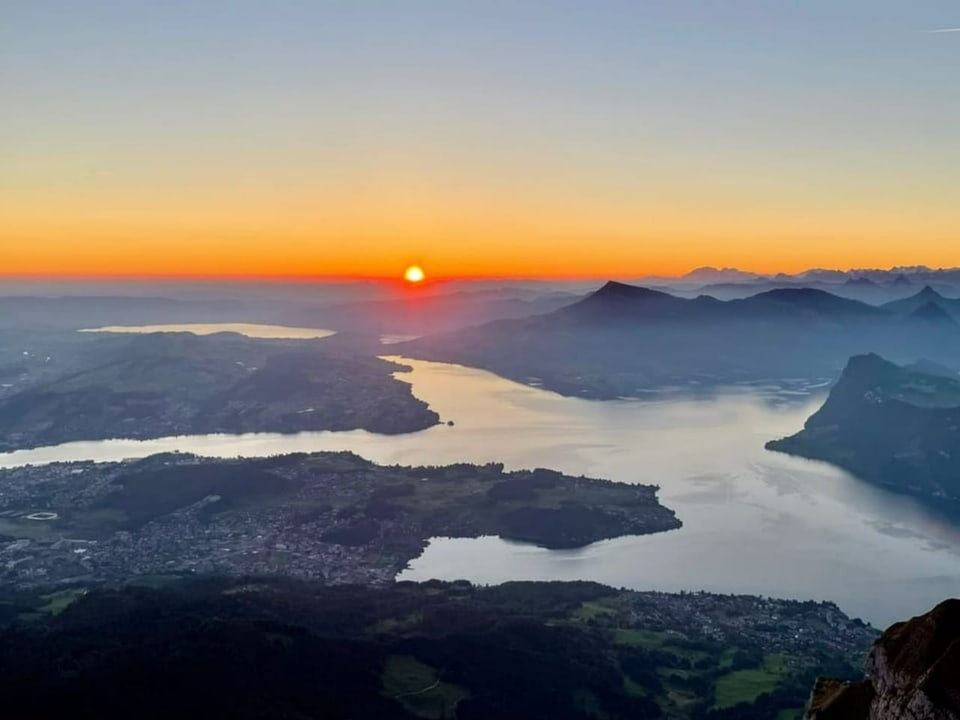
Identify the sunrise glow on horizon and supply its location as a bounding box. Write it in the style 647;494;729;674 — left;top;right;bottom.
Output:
3;2;959;280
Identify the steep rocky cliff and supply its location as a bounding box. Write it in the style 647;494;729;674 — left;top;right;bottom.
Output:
806;599;960;719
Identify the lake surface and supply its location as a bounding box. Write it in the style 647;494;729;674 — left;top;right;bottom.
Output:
379;334;421;345
80;323;336;339
1;357;958;627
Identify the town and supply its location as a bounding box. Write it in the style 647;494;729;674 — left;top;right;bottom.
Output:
0;450;680;589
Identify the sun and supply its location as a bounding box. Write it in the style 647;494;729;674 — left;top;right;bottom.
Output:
404;265;425;283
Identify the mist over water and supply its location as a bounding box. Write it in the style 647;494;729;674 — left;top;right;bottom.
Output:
1;357;958;627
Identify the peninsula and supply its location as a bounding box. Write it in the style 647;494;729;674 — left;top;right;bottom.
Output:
0;331;439;450
767;354;960;502
0;451;681;588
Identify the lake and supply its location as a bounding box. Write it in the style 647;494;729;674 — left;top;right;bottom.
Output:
80;323;336;339
0;356;957;627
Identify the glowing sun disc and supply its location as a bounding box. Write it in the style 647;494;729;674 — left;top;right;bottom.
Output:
404;265;425;283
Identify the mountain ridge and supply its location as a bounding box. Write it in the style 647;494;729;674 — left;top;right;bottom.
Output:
767;353;960;501
402;281;960;399
883;286;960;320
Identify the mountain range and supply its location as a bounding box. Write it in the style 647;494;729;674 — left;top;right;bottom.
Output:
403;282;960;399
882;285;960;319
647;267;960;304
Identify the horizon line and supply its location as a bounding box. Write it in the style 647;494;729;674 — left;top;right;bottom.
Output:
0;265;957;284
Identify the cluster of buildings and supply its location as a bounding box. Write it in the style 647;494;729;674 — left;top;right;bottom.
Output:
622;590;876;654
0;456;415;590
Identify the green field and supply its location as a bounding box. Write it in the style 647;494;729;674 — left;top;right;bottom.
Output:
713;654;793;709
612;627;673;648
573;599;618;621
381;654;469;719
370;611;424;635
776;709;804;720
37;588;87;616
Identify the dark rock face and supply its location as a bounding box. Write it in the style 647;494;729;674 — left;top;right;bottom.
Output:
806;678;873;719
806;599;960;719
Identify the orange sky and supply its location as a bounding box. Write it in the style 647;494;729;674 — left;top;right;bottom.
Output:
4;184;959;279
4;2;959;280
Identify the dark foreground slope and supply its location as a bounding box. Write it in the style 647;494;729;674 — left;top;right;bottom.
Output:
0;577;875;720
806;599;960;720
402;282;960;399
767;354;960;501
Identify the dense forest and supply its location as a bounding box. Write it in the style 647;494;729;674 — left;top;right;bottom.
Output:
0;577;873;719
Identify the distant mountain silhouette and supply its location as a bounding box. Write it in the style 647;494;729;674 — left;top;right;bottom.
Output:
693;281;797;301
694;279;917;304
566;284;883;324
907;301;959;327
562;281;716;322
904;358;960;379
649;265;960;294
403;281;960;398
586;281;678;304
664;267;960;304
882;286;960;319
681;266;763;283
732;288;887;319
908;285;941;302
796;268;851;283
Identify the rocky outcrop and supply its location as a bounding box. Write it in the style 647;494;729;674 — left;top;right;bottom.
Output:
806;599;960;719
806;678;873;719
